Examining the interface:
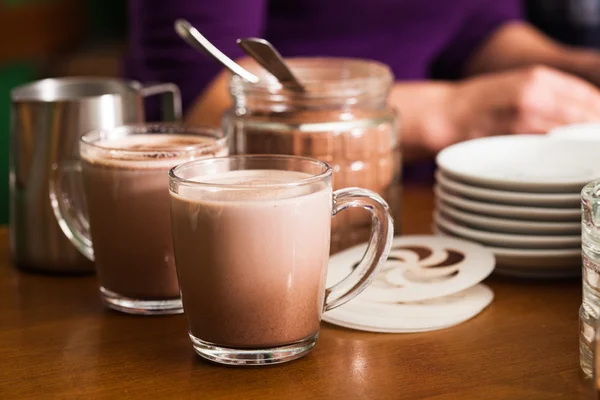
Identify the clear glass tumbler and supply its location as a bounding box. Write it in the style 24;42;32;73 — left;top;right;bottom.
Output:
593;326;600;397
51;124;228;315
169;155;394;365
581;180;600;375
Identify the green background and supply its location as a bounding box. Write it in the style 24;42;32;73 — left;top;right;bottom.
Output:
0;0;127;225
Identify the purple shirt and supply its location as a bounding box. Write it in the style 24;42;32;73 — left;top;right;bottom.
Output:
125;0;522;180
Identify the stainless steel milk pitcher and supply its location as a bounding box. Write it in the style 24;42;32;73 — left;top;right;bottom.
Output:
9;77;182;273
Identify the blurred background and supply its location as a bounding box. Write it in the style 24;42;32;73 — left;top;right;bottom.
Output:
1;0;126;225
1;0;600;225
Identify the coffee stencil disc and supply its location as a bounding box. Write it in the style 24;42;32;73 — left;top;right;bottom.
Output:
323;235;495;333
325;235;495;303
323;284;494;333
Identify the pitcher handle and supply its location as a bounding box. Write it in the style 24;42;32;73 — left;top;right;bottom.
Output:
141;83;182;122
49;161;94;261
324;188;394;311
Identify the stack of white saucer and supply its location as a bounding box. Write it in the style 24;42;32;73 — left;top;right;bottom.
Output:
433;134;597;278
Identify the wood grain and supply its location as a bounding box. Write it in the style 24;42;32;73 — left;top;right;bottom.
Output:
0;185;591;399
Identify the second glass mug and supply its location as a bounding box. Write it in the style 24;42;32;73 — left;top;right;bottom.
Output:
50;124;229;315
169;154;394;365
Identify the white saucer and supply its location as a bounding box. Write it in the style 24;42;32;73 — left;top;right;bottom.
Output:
434;226;581;268
490;246;581;269
435;171;581;207
436;134;600;192
435;186;580;221
547;123;600;142
434;212;580;249
437;202;581;235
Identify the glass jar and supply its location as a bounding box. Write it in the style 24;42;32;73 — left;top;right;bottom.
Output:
224;58;401;253
582;180;600;377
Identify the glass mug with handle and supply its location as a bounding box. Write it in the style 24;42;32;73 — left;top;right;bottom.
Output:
51;124;228;314
169;155;394;365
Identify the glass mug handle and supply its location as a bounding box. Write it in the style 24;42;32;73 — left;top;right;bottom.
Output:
49;162;94;261
324;188;394;311
140;83;183;122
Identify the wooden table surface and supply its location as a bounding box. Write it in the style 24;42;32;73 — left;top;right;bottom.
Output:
0;185;591;399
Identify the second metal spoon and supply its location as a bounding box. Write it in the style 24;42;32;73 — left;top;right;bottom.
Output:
174;19;259;83
237;38;306;92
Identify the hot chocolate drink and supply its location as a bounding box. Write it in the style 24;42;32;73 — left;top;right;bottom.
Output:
81;134;227;304
170;169;332;348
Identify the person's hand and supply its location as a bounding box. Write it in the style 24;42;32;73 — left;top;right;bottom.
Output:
424;65;600;152
559;48;600;89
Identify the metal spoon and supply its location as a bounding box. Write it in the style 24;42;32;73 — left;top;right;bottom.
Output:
237;38;306;92
174;19;259;83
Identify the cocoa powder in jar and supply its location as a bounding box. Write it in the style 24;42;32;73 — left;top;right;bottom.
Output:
232;109;401;253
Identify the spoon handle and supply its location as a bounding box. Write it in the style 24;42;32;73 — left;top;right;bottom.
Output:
237;38;305;92
174;19;259;83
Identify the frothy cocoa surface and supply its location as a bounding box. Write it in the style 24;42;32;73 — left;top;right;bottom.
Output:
82;134;228;300
190;169;312;185
179;170;318;202
170;169;332;348
82;134;228;169
94;134;218;151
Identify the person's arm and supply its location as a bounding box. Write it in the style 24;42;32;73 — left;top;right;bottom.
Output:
192;52;600;165
431;0;523;80
125;0;266;122
465;21;600;83
184;68;233;128
407;0;600;163
387;82;454;163
392;66;600;163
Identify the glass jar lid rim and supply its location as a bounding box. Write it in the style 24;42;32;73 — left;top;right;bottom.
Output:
230;57;394;97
